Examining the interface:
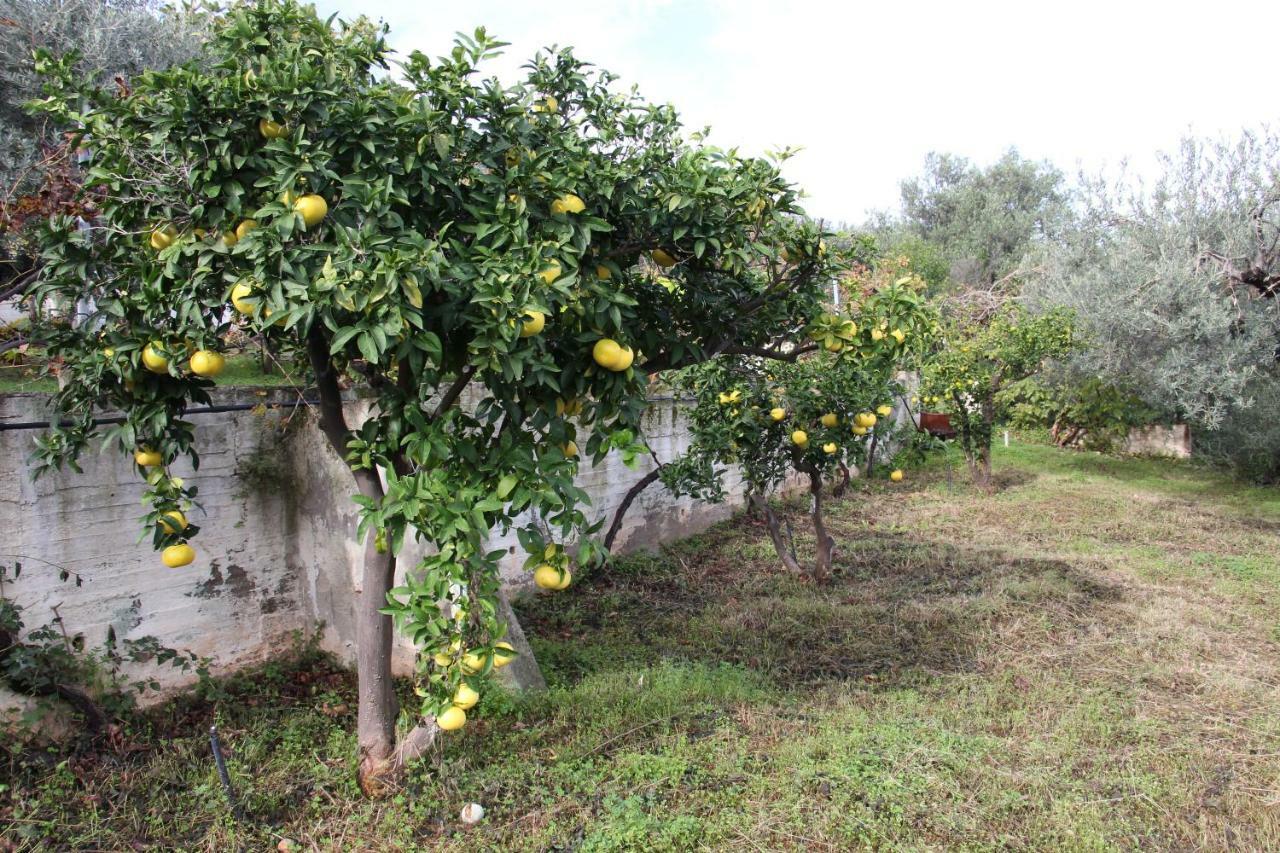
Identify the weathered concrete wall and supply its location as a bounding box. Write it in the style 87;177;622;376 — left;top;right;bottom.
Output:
1126;424;1192;459
2;390;756;700
283;394;750;675
1;390;317;700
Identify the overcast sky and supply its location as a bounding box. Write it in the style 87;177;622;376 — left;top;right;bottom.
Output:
315;0;1280;225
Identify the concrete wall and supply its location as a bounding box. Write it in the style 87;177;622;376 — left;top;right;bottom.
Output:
2;389;752;704
1126;424;1192;459
2;390;317;698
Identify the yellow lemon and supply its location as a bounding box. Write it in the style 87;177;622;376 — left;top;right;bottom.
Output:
189;350;225;377
461;651;488;675
493;641;516;667
791;430;808;447
650;248;676;268
770;407;786;422
852;425;868;436
820;413;838;428
294;194;328;228
532;94;558;113
433;640;461;667
158;510;187;534
520;311;546;338
134;448;163;467
871;328;885;342
891;328;906;344
823;442;838;454
592;338;633;372
539;261;562;284
142;343;169;374
890;469;904;482
452;683;480;710
550;193;585;215
258;117;287;139
562;440;578;459
231;281;257;314
436;705;466;731
234;219;258;240
219;230;238;249
534;564;568;590
876;405;893;417
149;225;177;251
162;544;195;568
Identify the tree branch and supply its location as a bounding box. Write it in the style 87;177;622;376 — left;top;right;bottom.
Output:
432;364;475;419
604;467;662;553
305;324;352;455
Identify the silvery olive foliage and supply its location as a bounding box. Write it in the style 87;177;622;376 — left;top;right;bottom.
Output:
1024;130;1280;477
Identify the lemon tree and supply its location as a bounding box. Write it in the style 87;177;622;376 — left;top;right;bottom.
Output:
663;276;934;581
920;304;1075;488
25;0;844;793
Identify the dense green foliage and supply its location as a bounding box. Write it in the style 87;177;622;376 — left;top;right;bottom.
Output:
920;305;1075;483
661;274;934;576
897;150;1067;288
25;0;847;729
999;375;1153;452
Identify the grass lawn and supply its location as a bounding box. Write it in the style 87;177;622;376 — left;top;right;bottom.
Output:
4;440;1280;850
0;351;305;394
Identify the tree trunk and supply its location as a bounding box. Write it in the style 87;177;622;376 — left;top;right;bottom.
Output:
749;493;804;575
807;470;835;583
971;439;993;491
307;327;438;796
831;461;851;498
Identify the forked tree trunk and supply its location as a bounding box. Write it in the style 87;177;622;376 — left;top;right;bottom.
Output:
748;492;804;575
307;328;437;797
750;473;836;584
806;469;835;583
831;461;852;498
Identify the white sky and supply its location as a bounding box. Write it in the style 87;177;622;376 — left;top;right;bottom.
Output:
315;0;1280;225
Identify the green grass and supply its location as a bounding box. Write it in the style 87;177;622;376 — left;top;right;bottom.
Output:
4;438;1280;850
0;351;306;394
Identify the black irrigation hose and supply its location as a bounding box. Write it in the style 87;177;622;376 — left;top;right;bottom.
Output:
0;399;317;432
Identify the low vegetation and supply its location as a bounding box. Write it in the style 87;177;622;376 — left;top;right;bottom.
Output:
4;438;1278;850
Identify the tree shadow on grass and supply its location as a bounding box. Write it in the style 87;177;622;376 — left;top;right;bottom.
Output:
517;511;1123;688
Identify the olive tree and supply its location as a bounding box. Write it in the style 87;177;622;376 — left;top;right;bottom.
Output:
25;0;845;793
1025;130;1280;478
899;150;1068;289
1;0;211;311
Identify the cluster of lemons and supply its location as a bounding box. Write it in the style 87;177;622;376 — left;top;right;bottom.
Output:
432;641;518;732
756;401;905;482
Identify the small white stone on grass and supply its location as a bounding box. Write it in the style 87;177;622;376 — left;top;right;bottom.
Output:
460;802;485;824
